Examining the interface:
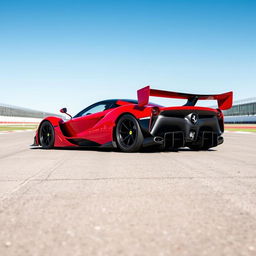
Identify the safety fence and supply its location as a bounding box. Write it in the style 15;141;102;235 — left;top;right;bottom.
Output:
0;102;60;119
0;103;62;126
223;97;256;123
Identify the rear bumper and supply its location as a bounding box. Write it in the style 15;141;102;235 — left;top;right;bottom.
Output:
143;114;223;149
163;131;223;149
142;131;223;149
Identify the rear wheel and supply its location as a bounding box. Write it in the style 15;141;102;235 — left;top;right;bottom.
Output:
39;121;55;149
115;114;143;152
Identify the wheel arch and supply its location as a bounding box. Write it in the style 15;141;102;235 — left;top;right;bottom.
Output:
37;117;62;145
112;112;139;144
37;119;56;148
37;120;50;146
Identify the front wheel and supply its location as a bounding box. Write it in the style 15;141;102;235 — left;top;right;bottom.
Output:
39;121;55;149
115;114;143;152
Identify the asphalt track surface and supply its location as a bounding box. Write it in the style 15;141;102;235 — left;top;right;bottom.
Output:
0;131;256;256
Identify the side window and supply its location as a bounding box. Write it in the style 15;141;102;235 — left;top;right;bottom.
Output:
108;103;119;109
81;104;108;116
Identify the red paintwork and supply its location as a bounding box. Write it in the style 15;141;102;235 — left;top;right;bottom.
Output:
54;126;77;147
159;106;219;113
137;86;233;110
35;103;152;147
35;86;232;147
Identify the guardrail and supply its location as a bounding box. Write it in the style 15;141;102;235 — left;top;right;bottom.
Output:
224;115;256;123
0;102;62;119
0;116;42;126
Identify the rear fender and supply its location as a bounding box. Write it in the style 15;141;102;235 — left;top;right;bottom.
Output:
91;104;152;143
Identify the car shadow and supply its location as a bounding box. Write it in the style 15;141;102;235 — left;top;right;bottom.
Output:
30;146;216;153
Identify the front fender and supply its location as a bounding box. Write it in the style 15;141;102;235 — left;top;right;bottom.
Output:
43;116;64;127
35;116;64;146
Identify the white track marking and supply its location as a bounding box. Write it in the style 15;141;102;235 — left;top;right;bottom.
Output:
0;129;35;135
225;131;256;135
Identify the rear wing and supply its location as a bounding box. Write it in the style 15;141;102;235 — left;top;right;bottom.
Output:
137;86;233;110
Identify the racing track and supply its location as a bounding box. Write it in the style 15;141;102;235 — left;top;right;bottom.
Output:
0;131;256;256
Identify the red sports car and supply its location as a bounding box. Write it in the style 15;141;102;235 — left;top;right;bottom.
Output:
33;86;233;152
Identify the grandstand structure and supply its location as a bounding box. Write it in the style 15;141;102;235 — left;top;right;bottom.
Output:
224;97;256;123
0;102;62;124
1;98;256;124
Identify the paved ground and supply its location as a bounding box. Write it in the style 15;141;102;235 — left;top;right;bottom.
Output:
0;131;256;256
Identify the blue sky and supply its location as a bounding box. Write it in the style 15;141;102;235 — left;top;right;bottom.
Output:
0;0;255;114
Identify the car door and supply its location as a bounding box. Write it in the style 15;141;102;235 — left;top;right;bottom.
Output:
62;103;111;137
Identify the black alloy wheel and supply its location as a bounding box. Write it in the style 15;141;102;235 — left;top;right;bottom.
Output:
39;121;55;149
116;114;143;152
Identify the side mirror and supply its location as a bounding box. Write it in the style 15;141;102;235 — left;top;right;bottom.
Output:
60;107;72;119
60;108;67;113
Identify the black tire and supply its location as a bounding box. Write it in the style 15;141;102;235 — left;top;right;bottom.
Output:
39;121;55;149
115;114;143;152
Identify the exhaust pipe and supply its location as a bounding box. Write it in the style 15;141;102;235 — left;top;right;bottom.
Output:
154;136;163;143
143;136;164;147
218;136;224;145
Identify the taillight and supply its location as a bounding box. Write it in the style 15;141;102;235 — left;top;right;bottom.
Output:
151;107;160;116
149;107;160;131
217;108;224;132
217;109;223;119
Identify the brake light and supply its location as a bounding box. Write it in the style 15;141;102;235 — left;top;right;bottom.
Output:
217;108;224;132
151;107;160;116
217;109;223;119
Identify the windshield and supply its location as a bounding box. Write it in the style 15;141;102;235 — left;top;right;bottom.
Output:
74;100;119;118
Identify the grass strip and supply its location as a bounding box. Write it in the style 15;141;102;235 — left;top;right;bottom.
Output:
225;128;256;132
0;126;37;131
